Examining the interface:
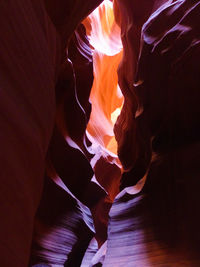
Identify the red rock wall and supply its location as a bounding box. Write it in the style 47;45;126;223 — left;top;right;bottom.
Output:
1;0;200;266
0;0;104;266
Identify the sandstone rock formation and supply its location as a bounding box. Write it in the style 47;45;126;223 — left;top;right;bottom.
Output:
1;0;200;266
0;1;103;266
108;0;200;265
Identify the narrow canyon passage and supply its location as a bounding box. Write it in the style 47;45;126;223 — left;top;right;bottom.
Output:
30;2;124;265
0;1;200;266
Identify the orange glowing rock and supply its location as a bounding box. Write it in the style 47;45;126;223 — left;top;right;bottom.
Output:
84;0;124;155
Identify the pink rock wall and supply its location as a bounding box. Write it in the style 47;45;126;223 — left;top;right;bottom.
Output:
1;0;200;266
0;0;103;266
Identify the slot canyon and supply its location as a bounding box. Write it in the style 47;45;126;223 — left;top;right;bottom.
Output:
1;0;200;266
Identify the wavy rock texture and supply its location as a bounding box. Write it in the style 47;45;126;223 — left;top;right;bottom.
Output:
85;0;123;155
30;1;121;266
0;1;60;266
0;0;104;266
107;0;200;266
114;0;171;171
1;0;200;266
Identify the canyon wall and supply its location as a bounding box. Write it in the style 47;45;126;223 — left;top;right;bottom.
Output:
1;0;200;266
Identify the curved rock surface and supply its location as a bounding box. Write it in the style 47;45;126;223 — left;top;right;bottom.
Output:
1;0;200;266
0;1;104;266
114;0;171;170
108;0;200;266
